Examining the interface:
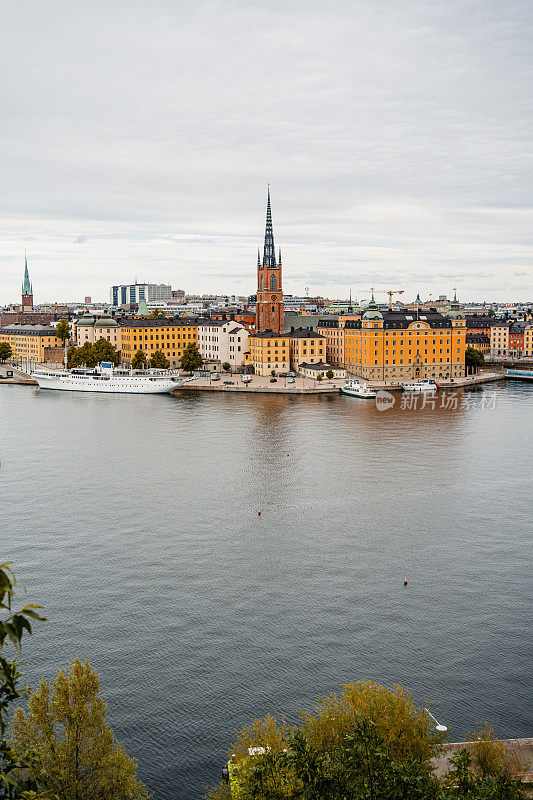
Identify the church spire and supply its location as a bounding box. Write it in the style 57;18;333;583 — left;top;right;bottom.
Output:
262;185;277;269
22;253;32;295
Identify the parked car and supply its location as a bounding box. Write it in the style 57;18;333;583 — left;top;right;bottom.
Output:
224;380;235;385
211;374;220;381
287;372;297;377
269;378;277;383
287;377;295;383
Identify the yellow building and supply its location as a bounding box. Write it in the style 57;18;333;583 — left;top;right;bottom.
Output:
466;333;490;355
249;327;327;375
288;328;326;372
0;324;62;365
344;300;466;382
249;330;290;376
120;317;199;367
524;324;533;357
317;315;361;367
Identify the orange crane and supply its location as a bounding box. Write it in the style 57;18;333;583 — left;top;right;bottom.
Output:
372;289;405;310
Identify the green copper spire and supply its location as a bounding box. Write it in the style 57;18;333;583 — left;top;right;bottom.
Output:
22;253;32;295
137;298;148;317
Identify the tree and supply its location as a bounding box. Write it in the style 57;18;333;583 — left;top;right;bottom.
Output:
9;659;150;800
488;308;496;318
0;343;12;363
205;681;525;800
67;342;97;369
55;320;71;345
271;369;276;377
180;344;203;372
0;562;46;798
222;362;231;373
465;346;484;375
149;350;170;369
317;373;323;382
326;369;334;379
131;350;147;370
94;338;119;366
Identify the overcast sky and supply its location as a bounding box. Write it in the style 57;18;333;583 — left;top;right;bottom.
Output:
2;0;532;304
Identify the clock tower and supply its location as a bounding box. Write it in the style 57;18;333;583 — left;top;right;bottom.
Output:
256;188;284;333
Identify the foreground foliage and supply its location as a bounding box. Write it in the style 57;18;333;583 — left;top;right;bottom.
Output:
67;339;120;368
205;682;526;800
181;344;203;371
0;344;13;363
0;563;46;798
9;660;151;800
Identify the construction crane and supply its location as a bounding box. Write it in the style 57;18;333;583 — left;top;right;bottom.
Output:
371;289;405;310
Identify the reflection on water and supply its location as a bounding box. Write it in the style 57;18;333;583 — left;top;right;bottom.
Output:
1;382;531;800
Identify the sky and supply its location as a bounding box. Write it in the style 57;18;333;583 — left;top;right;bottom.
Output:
1;0;532;304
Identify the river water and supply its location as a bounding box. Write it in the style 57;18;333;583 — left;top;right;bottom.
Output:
1;381;531;798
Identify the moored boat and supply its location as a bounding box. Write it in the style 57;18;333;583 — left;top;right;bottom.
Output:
401;379;438;393
31;362;194;394
341;379;377;398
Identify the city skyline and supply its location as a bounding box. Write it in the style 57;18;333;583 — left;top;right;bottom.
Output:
2;1;532;303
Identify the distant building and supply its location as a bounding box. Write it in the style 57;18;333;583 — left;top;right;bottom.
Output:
119;317;199;367
197;320;249;368
344;294;466;381
75;311;121;351
172;289;185;301
84;296;92;304
0;324;62;365
110;282;172;307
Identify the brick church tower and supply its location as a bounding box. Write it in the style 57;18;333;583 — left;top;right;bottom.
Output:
256;188;284;333
22;254;34;310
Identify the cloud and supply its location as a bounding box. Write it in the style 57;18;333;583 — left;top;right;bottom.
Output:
1;0;532;302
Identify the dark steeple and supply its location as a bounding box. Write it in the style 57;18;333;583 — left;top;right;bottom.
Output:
262;186;278;269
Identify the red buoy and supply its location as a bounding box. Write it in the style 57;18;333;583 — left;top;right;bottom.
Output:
404;578;408;586
258;510;261;516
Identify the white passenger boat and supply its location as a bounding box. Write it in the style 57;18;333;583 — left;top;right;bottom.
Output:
31;362;193;394
401;379;438;393
341;379;377;398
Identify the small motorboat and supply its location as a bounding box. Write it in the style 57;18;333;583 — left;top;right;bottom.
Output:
341;380;377;398
401;379;438;393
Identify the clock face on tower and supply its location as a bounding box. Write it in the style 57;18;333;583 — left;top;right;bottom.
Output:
271;294;277;301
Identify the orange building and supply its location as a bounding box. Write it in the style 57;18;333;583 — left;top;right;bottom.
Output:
344;298;466;382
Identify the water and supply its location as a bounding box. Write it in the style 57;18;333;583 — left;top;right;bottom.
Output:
1;382;531;798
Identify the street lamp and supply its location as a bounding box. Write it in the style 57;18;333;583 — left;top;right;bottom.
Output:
424;708;448;732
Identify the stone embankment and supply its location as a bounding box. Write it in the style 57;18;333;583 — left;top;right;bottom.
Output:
0;367;38;385
173;374;341;394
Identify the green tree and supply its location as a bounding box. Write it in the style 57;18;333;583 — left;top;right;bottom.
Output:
271;370;276;377
149;350;170;369
180;344;203;372
326;369;333;379
67;343;97;369
9;659;150;800
465;346;484;374
0;343;12;363
94;338;119;366
316;373;323;382
131;350;147;370
0;563;46;798
222;362;231;373
55;320;71;345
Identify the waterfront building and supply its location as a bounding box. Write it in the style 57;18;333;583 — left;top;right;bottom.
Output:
524;324;533;357
490;320;513;357
197;320;249;368
317;314;362;367
120;317;198;367
255;189;284;333
288;328;326;372
343;295;466;381
465;314;496;338
110;282;172;307
0;324;62;364
249;330;290;376
75;311;121;351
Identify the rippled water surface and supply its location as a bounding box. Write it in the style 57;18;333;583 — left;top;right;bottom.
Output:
1;382;532;798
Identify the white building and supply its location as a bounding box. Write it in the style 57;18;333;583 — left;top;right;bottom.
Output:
110;282;172;307
198;320;249;368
